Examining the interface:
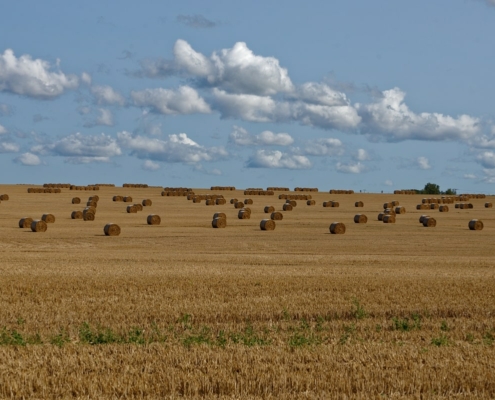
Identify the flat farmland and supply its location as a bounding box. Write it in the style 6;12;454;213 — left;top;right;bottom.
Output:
1;184;495;399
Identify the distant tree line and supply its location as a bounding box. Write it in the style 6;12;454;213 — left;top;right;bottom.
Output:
405;183;456;195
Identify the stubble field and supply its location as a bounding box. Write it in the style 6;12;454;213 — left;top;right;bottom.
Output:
0;184;494;399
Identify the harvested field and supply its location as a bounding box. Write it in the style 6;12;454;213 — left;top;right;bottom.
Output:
1;184;495;398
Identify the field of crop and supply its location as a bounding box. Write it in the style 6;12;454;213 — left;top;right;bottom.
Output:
1;184;494;398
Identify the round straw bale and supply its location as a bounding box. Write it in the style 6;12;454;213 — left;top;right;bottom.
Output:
41;214;55;223
419;215;429;224
238;209;251;219
395;206;406;214
89;195;99;202
72;197;81;204
468;203;474;209
378;213;385;221
87;201;97;208
230;198;238;204
19;217;33;228
205;199;215;206
468;219;483;230
264;206;275;213
134;203;143;211
127;205;138;213
83;211;95;221
113;195;123;202
147;214;161;225
439;205;449;212
104;223;121;236
212;217;226;228
234;201;244;209
260;219;276;231
213;212;226;220
323;201;331;207
71;211;83;219
355;201;364;207
455;203;460;209
142;199;152;207
216;198;226;205
383;215;396;224
123;196;133;202
354;214;367;224
286;200;297;207
391;200;400;206
283;203;293;211
383;202;392;209
244;199;253;205
485;202;493;208
329;222;346;234
31;220;47;232
193;197;202;203
0;194;8;200
384;208;396;215
423;217;436;227
270;212;283;220
307;200;316;206
331;201;339;207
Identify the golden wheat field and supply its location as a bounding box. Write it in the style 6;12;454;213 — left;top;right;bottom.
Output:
1;184;494;399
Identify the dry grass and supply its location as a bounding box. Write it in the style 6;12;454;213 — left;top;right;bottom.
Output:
1;185;495;398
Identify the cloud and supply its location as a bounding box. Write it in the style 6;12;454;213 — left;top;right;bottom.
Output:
302;138;343;156
91;85;125;105
416;156;431;170
14;152;41;166
117;131;228;164
464;174;477;179
131;86;211;115
0;49;78;98
136;58;176;78
246;149;311;169
336;161;366;174
193;164;222;175
356;87;480;142
177;14;217;28
81;72;92;85
384;179;393;186
0;141;19;153
0;124;6;134
37;132;121;163
354;149;370;161
83;108;114;127
477;151;495;169
142;160;160;171
174;39;293;96
229;126;293;146
482;168;495;183
0;103;13;116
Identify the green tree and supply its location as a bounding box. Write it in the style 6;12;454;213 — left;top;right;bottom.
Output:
423;182;440;195
444;188;456;195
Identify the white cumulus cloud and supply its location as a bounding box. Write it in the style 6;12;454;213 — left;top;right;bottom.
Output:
356;87;480;141
229;126;293;146
15;152;41;166
0;124;6;135
91;85;125;105
336;161;366;174
417;156;431;170
117;131;228;164
302;138;343;156
246;149;311;169
477;151;495;169
0;49;78;98
95;108;114;126
0;141;19;153
354;149;370;161
131;86;211;115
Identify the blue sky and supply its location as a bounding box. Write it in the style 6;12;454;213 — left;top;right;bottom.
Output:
1;0;495;192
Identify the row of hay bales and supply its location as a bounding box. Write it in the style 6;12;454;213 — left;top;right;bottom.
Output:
295;187;318;192
422;197;458;204
267;187;289;191
189;194;225;204
460;193;486;199
244;190;275;195
279;194;312;200
396;190;415;195
113;195;134;202
70;185;99;191
92;183;115;187
123;183;148;188
210;186;235;190
27;188;62;193
245;188;264;191
162;191;191;196
211;211;277;230
18;213;55;232
43;183;71;188
164;187;193;192
329;189;354;194
323;201;339;207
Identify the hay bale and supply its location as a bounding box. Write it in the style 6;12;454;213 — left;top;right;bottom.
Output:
323;201;331;207
142;199;152;207
329;222;346;234
419;215;430;224
423;217;436;227
355;201;364;207
264;206;275;213
270;212;283;221
0;194;9;200
41;214;55;223
113;196;123;202
71;211;83;219
395;206;406;214
87;201;97;208
89;195;99;202
230;198;238;204
430;203;439;210
283;203;293;211
485;202;493;208
147;214;161;225
244;199;253;205
127;205;138;213
468;203;474;209
104;223;121;236
378;213;385;221
439;205;449;212
193;197;202;203
307;200;316;206
260;219;276;231
238;209;251;219
31;220;47;232
19;217;33;228
134;203;143;211
123;196;133;202
206;199;216;206
216;198;226;205
468;219;483;230
391;200;400;206
286;200;297;207
354;214;367;224
331;201;339;207
416;204;429;210
212;217;226;228
383;202;392;209
383;215;396;223
72;197;81;204
213;212;226;220
83;211;95;221
234;201;244;209
384;208;396;215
